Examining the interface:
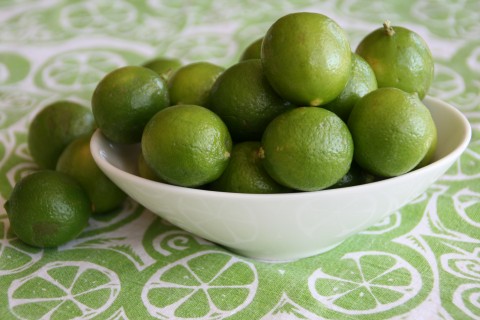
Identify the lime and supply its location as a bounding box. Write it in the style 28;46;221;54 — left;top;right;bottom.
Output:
142;57;182;79
4;170;91;247
347;87;437;177
260;107;353;191
56;135;126;213
208;59;294;142
329;161;377;189
92;66;169;144
323;53;377;121
356;20;434;99
141;105;232;187
261;12;352;106
416;126;438;169
239;37;263;61
209;141;291;194
28;100;95;169
137;152;163;182
168;62;224;106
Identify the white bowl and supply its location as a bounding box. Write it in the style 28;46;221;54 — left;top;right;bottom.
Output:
90;96;471;261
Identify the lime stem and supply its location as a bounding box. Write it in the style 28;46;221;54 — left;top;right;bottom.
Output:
383;20;395;36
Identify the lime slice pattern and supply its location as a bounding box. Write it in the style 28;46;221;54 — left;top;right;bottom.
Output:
0;52;30;85
36;49;128;92
308;251;422;315
8;261;120;320
142;250;258;319
60;0;137;33
0;217;42;276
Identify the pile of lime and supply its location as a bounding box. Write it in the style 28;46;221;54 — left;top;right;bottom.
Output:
5;12;438;247
5;100;127;247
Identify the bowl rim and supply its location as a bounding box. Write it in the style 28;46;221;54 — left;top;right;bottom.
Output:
91;96;472;201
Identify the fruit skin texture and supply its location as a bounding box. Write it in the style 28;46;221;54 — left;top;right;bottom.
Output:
28;101;95;169
142;105;232;188
348;87;437;177
168;62;225;107
4;170;91;247
355;23;434;99
323;53;377;121
261;107;353;191
209;141;291;194
239;37;263;61
142;57;182;79
92;66;169;144
56;135;126;213
208;59;294;142
261;12;352;106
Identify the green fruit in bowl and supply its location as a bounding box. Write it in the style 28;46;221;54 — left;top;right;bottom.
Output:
356;20;434;99
261;12;352;106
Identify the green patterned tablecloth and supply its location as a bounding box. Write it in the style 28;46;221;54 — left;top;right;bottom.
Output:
1;1;479;319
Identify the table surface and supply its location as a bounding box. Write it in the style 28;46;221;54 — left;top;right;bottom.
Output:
1;0;479;319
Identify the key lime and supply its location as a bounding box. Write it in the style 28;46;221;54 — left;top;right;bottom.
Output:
348;87;437;177
209;141;291;194
28;101;95;169
56;135;126;213
356;20;434;99
137;152;163;182
261;12;352;106
4;170;91;247
239;37;263;61
208;59;294;142
323;53;377;121
92;66;169;144
260;107;353;191
142;57;182;79
329;161;377;189
142;105;232;187
168;62;224;106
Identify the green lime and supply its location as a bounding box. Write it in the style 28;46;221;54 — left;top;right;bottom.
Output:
92;66;169;144
168;62;224;106
142;105;232;187
137;152;163;182
239;37;263;61
323;53;377;121
56;135;126;213
329;161;377;189
209;141;291;194
416;126;438;169
348;87;437;177
261;12;352;106
28;101;95;169
208;59;294;142
260;107;353;191
356;20;434;99
4;170;91;247
142;57;182;80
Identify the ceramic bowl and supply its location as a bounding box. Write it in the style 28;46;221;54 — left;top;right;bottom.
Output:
90;96;471;261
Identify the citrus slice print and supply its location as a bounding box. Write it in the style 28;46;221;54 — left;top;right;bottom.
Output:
142;250;258;319
308;251;422;315
60;0;137;33
0;217;42;276
8;261;120;320
37;49;126;91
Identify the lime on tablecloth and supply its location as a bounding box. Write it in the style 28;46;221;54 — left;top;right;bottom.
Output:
1;1;479;319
